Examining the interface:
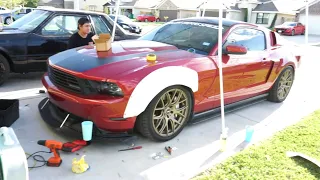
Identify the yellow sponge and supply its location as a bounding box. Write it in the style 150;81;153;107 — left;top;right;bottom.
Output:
72;155;89;174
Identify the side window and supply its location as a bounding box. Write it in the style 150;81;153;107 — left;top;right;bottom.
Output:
224;28;266;51
91;16;110;35
41;15;83;36
26;9;32;13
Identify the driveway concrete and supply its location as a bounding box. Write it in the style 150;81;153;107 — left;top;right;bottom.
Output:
280;34;320;45
1;36;319;180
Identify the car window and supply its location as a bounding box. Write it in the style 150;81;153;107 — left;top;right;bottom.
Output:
140;21;229;55
26;9;32;13
224;28;266;51
9;10;51;32
42;15;84;36
91;15;111;35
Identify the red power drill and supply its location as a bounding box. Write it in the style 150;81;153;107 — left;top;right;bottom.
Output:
37;140;66;167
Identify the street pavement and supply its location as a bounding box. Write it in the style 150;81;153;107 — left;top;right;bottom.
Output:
1;33;320;180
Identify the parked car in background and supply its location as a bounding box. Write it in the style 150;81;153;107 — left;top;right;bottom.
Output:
0;7;8;11
40;17;301;142
274;22;305;36
136;14;160;22
0;8;140;85
0;7;34;25
109;14;142;34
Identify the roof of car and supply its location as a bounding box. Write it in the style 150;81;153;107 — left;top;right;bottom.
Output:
172;17;253;27
36;7;107;16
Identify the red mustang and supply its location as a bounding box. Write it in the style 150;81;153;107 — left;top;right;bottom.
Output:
136;14;160;22
40;18;301;141
274;22;305;36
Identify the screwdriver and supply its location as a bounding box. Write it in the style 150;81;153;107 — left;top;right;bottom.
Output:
118;146;142;152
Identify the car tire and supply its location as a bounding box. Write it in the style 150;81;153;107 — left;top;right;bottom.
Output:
144;19;148;22
301;30;305;35
291;30;295;36
267;66;294;103
0;54;10;86
136;86;193;141
4;17;14;25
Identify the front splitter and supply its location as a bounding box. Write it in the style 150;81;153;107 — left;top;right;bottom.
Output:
38;97;135;140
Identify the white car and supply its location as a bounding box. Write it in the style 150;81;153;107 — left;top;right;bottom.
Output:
0;7;8;11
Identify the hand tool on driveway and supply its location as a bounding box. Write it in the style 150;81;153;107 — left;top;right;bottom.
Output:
37;140;65;167
62;140;91;153
118;146;142;152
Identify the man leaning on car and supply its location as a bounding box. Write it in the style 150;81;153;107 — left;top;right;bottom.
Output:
68;17;97;49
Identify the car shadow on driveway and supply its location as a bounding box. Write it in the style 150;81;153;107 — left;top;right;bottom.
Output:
0;72;44;93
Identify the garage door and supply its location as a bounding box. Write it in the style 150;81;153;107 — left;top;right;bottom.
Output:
299;14;320;35
201;11;226;18
159;10;177;22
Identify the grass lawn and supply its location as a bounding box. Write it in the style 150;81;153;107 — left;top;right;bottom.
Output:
193;110;320;180
135;22;165;27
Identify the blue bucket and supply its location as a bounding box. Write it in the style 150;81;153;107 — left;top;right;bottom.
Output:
245;126;254;142
81;121;93;141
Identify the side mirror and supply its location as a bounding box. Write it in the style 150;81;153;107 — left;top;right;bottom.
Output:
223;45;247;55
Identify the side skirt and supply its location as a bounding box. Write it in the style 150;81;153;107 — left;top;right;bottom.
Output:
190;93;268;125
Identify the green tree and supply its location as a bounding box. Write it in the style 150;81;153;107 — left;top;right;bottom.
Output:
0;0;39;8
24;0;39;8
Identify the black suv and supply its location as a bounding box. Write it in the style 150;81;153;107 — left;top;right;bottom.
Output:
0;8;140;85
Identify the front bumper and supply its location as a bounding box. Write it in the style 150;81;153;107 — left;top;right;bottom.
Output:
129;27;142;34
275;28;293;35
41;74;136;132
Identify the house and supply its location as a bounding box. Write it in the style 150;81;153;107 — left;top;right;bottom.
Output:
103;0;137;16
132;0;243;22
38;0;65;8
133;0;162;18
236;0;298;28
298;0;320;35
38;0;106;12
197;1;244;20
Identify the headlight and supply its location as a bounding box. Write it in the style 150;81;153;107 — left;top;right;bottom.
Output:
89;81;124;96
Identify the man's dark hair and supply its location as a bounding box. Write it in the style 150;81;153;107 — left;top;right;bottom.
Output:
78;17;90;30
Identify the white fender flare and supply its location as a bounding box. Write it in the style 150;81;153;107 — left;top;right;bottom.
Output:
123;66;199;118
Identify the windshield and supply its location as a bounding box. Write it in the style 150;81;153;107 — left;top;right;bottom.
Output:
109;15;131;22
139;21;229;55
282;22;296;26
104;15;128;35
9;10;51;32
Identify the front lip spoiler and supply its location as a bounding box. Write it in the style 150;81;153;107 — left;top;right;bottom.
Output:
38;97;135;139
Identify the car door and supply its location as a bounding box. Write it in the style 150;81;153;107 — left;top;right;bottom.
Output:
228;28;273;96
297;23;304;34
27;14;88;71
205;27;273;108
203;28;250;108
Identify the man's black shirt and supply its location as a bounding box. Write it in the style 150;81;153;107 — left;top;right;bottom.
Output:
68;32;94;49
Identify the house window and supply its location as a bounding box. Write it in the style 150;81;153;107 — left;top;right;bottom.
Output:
256;13;269;24
89;5;97;11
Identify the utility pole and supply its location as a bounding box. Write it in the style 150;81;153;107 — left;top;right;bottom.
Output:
305;0;309;44
10;0;13;24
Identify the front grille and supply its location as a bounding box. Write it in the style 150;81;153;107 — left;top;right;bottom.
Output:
48;66;82;94
275;28;288;32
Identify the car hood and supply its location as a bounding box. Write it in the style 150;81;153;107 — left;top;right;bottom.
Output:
275;25;293;29
49;40;202;79
121;21;139;28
